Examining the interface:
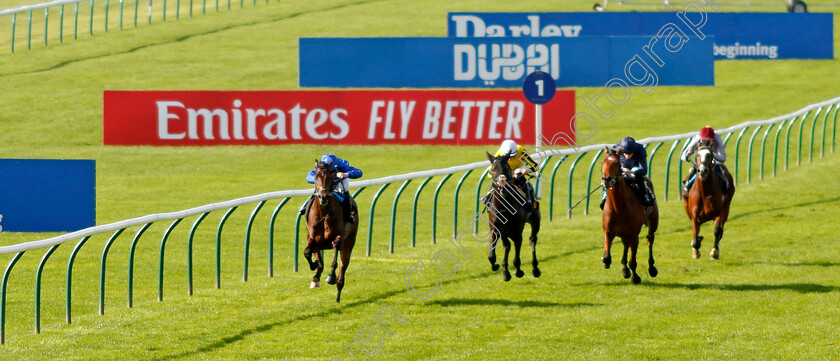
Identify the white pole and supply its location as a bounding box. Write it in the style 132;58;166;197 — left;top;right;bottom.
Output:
535;103;543;199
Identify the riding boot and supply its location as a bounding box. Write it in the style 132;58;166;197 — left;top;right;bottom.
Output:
643;180;656;207
299;194;315;215
341;191;355;223
682;167;697;197
716;165;730;194
480;189;492;208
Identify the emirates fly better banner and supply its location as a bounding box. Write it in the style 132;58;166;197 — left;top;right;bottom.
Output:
103;90;575;146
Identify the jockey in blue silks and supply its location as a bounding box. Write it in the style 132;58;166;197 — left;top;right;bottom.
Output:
600;136;656;210
300;154;363;223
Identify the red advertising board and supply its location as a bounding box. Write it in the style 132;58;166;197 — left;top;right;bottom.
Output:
103;90;575;146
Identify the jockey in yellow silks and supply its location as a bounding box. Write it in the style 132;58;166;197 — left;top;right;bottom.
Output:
483;139;539;209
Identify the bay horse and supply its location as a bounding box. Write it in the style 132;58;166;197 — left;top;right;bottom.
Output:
303;160;358;302
485;152;541;281
682;146;735;260
600;148;658;284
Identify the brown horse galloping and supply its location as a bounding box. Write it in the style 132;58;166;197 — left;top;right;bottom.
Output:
682;146;735;260
485;152;541;281
304;160;358;302
600;148;658;284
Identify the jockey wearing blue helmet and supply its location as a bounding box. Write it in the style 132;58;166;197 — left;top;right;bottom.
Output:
300;154;363;223
600;137;656;210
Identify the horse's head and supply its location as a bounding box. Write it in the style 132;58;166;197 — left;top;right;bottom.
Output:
695;146;714;181
486;151;512;190
314;159;337;206
601;147;622;190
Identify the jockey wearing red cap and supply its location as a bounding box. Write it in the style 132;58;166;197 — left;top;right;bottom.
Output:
680;126;729;196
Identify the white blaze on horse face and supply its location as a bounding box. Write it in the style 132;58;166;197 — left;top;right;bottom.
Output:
697;148;712;179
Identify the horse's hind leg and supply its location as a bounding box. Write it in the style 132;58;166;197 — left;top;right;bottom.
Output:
326;236;341;285
647;208;659;277
335;237;355;303
620;242;630;279
529;211;541;278
501;237;512;282
647;232;658;277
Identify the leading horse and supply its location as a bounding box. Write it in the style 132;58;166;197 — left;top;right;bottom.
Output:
304;160;358;302
485;152;541;281
682;146;735;260
600;148;658;284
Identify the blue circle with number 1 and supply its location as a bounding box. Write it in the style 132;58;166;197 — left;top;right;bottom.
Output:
522;71;556;105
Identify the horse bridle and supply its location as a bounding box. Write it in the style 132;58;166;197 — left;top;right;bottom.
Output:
601;154;623;190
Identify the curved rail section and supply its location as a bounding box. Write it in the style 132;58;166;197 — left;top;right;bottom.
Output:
0;96;837;344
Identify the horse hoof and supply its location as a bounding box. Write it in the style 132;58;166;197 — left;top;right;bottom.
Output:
692;249;701;259
310;281;320;289
515;270;525;278
336;293;341;303
532;267;541;278
309;263;318;271
325;274;337;285
491;264;500;272
502;271;511;282
649;266;658;278
622;268;630;279
710;249;719;260
602;257;611;269
632;274;641;284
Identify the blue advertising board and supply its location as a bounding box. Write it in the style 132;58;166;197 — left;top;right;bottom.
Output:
0;159;95;232
299;36;713;88
447;12;834;59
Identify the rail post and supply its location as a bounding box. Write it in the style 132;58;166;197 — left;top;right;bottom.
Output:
431;174;453;244
411;177;433;247
100;228;126;315
367;183;391;256
389;180;412;254
567;152;587;218
452;170;473;238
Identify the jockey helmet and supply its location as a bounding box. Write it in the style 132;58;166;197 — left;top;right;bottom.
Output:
618;137;637;154
700;126;715;140
320;154;336;169
500;139;518;158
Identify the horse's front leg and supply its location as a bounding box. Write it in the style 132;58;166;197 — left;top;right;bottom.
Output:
303;237;322;271
488;227;500;272
711;217;724;260
326;235;341;285
628;236;641;284
501;237;512;282
602;231;615;269
691;219;703;259
311;250;325;289
512;233;524;278
529;210;541;278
